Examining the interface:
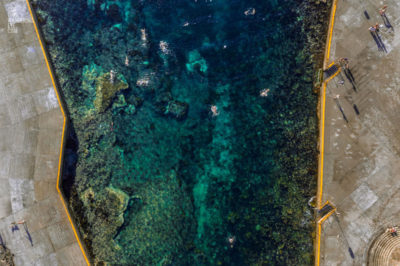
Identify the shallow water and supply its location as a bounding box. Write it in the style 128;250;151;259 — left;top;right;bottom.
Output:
32;0;329;264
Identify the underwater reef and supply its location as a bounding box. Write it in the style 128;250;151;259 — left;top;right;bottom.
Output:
31;0;332;264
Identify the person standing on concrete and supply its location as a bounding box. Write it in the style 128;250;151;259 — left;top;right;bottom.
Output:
380;5;393;29
9;222;19;233
387;227;398;237
339;58;357;91
369;25;378;40
369;25;387;52
380;5;387;15
374;23;380;32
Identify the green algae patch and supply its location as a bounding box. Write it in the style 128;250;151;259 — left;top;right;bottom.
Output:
80;186;129;263
94;72;128;113
81;63;129;113
113;171;195;265
80;63;100;112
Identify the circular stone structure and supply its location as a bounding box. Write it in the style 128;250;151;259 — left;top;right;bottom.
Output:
368;228;400;266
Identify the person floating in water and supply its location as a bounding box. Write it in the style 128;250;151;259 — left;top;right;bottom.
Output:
244;8;256;16
109;70;116;84
210;105;219;117
260;88;270;97
125;55;129;66
227;235;236;248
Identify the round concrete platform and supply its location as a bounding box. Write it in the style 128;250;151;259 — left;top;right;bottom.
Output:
368;229;400;266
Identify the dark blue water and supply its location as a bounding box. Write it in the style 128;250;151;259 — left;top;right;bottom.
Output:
32;0;331;264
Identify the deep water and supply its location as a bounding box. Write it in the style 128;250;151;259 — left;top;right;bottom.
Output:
32;0;331;265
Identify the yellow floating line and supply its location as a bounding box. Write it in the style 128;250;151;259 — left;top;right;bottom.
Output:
26;1;91;265
316;0;338;265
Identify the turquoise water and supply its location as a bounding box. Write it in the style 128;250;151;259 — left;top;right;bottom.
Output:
32;0;331;264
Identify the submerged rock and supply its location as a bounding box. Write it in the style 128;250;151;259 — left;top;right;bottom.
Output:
125;104;136;114
81;64;129;113
186;50;208;73
82;63;101;96
164;100;189;120
112;94;128;109
94;71;129;112
113;171;195;265
80;186;129;263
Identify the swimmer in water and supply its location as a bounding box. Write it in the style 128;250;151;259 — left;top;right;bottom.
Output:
260;88;270;97
210;105;219;117
125;55;129;66
227;235;236;248
244;8;256;16
109;70;116;84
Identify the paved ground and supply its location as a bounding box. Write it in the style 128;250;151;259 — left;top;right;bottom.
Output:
320;0;400;265
0;0;86;265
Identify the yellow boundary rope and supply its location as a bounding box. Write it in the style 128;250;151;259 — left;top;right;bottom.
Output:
26;1;91;265
315;0;338;265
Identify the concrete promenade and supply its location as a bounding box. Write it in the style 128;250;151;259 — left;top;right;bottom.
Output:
0;0;86;265
319;0;400;265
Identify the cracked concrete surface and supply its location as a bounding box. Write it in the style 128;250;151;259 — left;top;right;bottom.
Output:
0;0;85;265
320;0;400;265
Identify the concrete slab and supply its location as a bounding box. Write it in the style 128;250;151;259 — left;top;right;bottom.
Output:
0;0;86;265
320;0;400;264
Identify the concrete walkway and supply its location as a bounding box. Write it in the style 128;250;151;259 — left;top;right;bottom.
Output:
320;0;400;265
0;0;85;265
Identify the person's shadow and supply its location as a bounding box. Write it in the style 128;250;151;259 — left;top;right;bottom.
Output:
23;223;33;247
382;14;394;30
370;31;387;53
